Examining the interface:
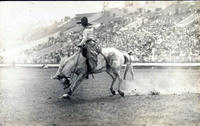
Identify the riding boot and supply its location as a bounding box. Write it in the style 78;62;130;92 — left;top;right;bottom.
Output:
85;59;90;79
68;88;72;96
86;74;89;79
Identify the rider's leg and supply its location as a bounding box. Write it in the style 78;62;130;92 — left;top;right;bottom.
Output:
87;58;96;72
85;56;97;79
85;59;90;79
85;42;98;73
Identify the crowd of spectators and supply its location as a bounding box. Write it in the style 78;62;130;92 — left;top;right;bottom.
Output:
93;4;200;63
19;3;200;64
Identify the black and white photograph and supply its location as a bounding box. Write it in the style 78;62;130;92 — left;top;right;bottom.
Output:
0;1;200;126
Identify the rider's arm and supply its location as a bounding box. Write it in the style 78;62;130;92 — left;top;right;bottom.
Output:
78;29;88;46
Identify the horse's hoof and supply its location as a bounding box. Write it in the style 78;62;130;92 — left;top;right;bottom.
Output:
111;90;116;95
51;75;60;80
110;88;116;95
51;75;56;79
118;90;125;97
60;94;70;99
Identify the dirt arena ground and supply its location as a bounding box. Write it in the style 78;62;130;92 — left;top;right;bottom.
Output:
0;68;200;126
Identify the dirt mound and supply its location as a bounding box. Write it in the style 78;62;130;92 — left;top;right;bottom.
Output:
122;79;200;95
121;69;200;95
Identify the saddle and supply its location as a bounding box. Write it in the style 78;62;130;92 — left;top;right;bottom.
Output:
81;39;101;57
79;40;108;79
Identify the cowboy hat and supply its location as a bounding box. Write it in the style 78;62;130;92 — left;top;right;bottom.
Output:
77;17;92;26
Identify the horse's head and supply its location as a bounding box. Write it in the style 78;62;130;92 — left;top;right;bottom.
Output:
58;52;87;86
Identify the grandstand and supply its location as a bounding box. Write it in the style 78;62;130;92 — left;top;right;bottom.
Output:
1;1;199;64
176;13;200;27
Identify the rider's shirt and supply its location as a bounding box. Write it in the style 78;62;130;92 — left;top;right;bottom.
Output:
79;26;94;45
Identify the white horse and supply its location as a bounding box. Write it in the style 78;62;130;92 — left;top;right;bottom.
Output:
52;47;131;98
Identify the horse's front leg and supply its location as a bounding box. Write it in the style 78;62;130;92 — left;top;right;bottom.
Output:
61;74;85;99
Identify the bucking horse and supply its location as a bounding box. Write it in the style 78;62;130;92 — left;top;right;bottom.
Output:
52;47;131;99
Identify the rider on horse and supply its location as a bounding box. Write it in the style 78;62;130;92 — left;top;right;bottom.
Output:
52;17;100;80
52;18;128;97
77;17;100;77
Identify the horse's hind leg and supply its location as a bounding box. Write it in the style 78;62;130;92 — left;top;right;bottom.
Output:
115;71;124;97
106;70;117;95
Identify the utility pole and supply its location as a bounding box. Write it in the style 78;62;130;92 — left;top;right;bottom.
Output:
102;1;109;15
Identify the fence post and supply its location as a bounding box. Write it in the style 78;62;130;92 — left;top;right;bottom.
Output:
169;50;172;69
152;48;155;62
